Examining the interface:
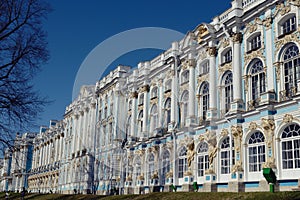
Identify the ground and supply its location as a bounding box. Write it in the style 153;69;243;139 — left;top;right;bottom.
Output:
0;192;300;200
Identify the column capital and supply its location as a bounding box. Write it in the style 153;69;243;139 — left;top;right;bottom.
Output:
130;91;138;99
140;85;150;93
231;32;243;44
188;59;196;68
206;46;217;57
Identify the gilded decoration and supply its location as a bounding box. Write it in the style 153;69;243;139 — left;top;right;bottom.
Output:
263;17;272;30
151;171;159;179
262;157;276;169
275;33;300;57
138;104;144;111
140;85;150;93
288;0;300;7
164;91;171;99
261;118;275;148
244;49;264;67
283;114;294;123
166;169;173;178
249;122;258;130
197;24;209;44
231;125;243;152
231;161;244;173
220;37;230;48
138;173;145;180
130;91;138;99
220;129;229;137
231;32;243;44
187;140;195;169
274;62;282;82
218;62;232;74
199;129;217;168
166;69;175;78
135;149;145;156
206;46;217;57
126;174;133;182
275;2;291;16
197;74;209;84
150;98;158;105
246;18;262;34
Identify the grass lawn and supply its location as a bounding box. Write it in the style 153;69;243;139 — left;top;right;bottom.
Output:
0;191;300;200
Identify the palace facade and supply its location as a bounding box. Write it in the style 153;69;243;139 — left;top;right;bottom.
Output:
2;0;300;194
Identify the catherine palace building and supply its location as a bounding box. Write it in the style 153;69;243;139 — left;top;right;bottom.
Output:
1;0;300;194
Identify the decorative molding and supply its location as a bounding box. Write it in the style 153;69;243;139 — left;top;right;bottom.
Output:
220;129;229;137
206;46;217;57
218;62;232;74
263;17;272;30
130;91;138;99
275;33;300;57
231;32;243;44
288;0;300;7
283;114;293;123
150;97;158;105
197;24;209;44
275;2;291;16
197;74;209;84
198;49;207;60
274;62;282;82
140;85;150;93
220;37;230;48
249;122;258;130
246;18;262;34
244;49;264;67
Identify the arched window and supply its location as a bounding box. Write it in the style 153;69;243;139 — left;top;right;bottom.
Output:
197;142;209;177
138;111;143;134
249;59;266;102
181;91;189;126
150;105;158;133
161;150;170;185
281;124;300;169
147;153;155;185
164;98;171;127
134;156;141;185
223;72;233;113
178;147;187;178
280;15;296;36
151;87;158;98
248;131;265;172
199;82;209;121
220;137;235;174
282;44;300;97
181;70;189;84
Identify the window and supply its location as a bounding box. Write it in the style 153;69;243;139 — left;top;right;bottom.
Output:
282;16;296;35
248;34;261;52
138;111;143;134
126;116;131;136
223;49;232;64
181;71;189;84
220;137;235;174
148;153;155;185
200;82;209;121
162;150;171;185
139;94;144;105
282;44;300;98
178;147;187;178
134;156;141;185
181;91;189;127
150;105;158;133
164;98;171;126
151;87;158;98
248;131;265;172
165;80;172;92
200;62;209;75
128;100;132;110
281;124;300;169
224;72;233;113
250;59;266;101
197;142;209;177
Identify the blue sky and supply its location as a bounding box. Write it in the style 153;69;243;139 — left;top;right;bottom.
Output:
32;0;232;132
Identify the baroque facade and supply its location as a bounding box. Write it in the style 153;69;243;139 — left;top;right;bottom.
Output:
2;0;300;194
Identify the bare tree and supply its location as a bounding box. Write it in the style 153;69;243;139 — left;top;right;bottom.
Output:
0;0;51;152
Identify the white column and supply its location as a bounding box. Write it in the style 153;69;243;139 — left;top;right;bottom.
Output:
187;57;196;126
207;46;217;119
171;67;177;124
142;85;149;138
130;92;137;137
232;32;243;101
158;79;164;127
55;138;59;161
